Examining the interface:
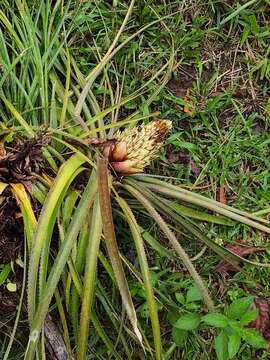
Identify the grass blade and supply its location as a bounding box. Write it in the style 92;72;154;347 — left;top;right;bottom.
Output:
219;0;257;26
91;310;122;360
0;96;34;136
74;0;135;127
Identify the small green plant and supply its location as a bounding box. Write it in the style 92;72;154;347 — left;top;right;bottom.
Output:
171;295;267;359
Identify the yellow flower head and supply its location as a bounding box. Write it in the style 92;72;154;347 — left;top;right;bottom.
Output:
106;120;172;175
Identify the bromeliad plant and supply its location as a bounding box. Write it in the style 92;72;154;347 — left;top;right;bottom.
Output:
23;121;270;360
1;1;270;359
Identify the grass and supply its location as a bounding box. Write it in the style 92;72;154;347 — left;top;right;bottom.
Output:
0;0;270;359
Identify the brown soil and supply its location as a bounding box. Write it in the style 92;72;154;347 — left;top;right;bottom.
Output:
0;189;24;263
0;188;25;313
168;63;213;99
0;266;23;314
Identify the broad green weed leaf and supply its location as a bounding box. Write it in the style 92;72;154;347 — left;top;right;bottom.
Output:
172;328;188;347
215;330;229;360
227;296;254;319
202;313;228;328
175;292;185;304
167;309;180;326
241;329;267;349
174;313;200;330
228;332;241;359
0;263;11;285
240;310;259;326
186;285;203;303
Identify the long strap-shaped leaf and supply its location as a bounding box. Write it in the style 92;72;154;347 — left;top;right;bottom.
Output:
27;154;86;325
124;184;215;312
145;184;270;234
98;158;142;343
117;196;162;360
136;175;270;226
11;183;37;249
128;180;270;269
0;182;37;249
11;183;37;228
24;172;98;360
77;196;103;360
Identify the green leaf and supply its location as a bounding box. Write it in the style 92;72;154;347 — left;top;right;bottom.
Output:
175;292;185;304
167;135;197;151
0;96;34;136
174;313;200;330
227;319;242;332
228;332;241;359
4;132;15;143
167;309;180;326
215;330;229;360
202;313;228;328
124;181;215;311
141;228;174;259
227;296;254;319
240;310;259;326
138;302;150;318
0;263;11;285
172;328;188;347
134;175;270;237
186;285;203;303
7;282;17;292
27;154;86;324
25;173;98;359
77;196;103;360
172;203;234;226
241;329;267;349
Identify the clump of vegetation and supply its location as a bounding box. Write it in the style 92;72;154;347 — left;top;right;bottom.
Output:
0;0;270;359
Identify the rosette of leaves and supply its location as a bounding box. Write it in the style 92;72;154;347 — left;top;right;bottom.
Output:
22;121;270;360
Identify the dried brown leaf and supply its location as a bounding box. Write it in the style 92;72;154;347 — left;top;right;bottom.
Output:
216;243;265;276
218;187;227;204
167;150;200;176
250;298;270;345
